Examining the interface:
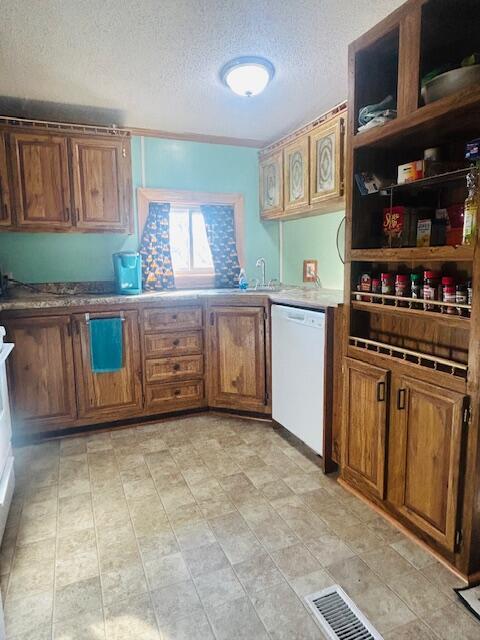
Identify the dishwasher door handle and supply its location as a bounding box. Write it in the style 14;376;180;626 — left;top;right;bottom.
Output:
286;313;306;323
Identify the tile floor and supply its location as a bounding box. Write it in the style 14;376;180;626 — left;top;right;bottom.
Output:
1;413;479;640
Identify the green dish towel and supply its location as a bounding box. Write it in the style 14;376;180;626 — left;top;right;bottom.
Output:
89;317;123;373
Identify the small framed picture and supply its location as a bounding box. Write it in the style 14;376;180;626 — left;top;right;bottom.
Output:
303;259;318;283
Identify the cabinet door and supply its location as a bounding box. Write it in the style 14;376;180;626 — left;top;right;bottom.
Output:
208;306;267;411
259;150;283;219
70;137;131;231
343;358;389;500
309;114;344;204
73;310;142;419
5;316;77;436
0;133;12;225
10;132;72;228
388;376;465;551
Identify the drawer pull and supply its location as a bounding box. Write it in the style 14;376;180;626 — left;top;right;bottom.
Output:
376;381;385;402
174;389;181;396
172;339;180;346
397;388;406;410
172;314;178;320
173;363;181;371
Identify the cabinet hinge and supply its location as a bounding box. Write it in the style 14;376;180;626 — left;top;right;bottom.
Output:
340;119;345;135
463;403;472;427
455;529;463;549
209;312;215;326
264;391;269;404
263;310;268;321
122;147;127;158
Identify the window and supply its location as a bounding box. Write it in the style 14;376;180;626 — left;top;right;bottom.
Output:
169;205;214;276
137;188;245;289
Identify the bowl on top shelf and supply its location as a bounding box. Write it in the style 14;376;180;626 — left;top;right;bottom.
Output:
421;64;480;105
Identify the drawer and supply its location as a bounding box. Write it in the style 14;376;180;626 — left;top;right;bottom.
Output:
143;306;202;332
144;331;203;358
145;355;203;383
145;380;204;410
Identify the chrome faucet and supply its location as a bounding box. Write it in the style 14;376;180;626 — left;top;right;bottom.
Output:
255;257;266;287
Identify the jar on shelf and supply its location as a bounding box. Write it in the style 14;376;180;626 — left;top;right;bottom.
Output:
442;285;456;314
424;270;440;311
371;278;381;298
410;273;421;307
456;284;468;316
468;280;473;306
395;274;409;306
381;272;394;297
359;272;372;302
441;276;455;301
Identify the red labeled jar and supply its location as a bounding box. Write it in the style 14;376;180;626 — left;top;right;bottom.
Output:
443;285;456;314
395;274;409;306
441;276;455;302
381;272;394;297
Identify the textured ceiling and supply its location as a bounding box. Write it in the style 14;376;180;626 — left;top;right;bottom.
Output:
0;0;404;143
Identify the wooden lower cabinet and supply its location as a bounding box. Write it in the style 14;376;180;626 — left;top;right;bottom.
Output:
343;358;389;500
72;310;143;420
207;306;267;412
387;375;466;552
5;315;77;434
342;356;468;556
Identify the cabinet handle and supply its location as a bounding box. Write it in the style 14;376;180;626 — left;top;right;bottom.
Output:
376;381;385;402
71;208;78;225
172;314;177;320
397;388;406;410
65;207;70;221
173;363;180;371
172;339;180;346
174;389;181;396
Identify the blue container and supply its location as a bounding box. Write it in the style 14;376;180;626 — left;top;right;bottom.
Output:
113;252;142;295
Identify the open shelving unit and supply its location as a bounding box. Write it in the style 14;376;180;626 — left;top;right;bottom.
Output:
342;0;480;582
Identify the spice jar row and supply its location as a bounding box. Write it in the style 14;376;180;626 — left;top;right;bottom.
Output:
356;271;472;316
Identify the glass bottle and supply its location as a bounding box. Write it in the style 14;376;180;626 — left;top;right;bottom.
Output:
463;167;478;245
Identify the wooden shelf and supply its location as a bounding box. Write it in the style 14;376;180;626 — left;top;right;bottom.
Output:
350;245;474;263
351;300;470;329
381;167;472;194
348;336;468;379
352;84;480;150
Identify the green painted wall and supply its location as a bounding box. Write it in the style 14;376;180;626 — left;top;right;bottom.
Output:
282;210;345;290
0;136;280;284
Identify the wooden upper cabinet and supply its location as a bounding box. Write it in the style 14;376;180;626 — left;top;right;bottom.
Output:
387;375;466;552
72;310;142;419
259;150;283;219
309;113;344;205
5;315;77;436
10;132;72;228
70;136;131;231
0;133;12;225
284;135;309;212
208;306;267;412
343;358;389;500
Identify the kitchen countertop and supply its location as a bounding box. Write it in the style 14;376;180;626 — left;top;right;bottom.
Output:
0;286;344;312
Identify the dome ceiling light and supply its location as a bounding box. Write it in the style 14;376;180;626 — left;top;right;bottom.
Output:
220;56;275;97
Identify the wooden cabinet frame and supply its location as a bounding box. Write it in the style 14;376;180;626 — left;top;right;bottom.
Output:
1;121;132;233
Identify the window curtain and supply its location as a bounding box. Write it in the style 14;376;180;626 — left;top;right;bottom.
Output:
139;202;175;290
201;204;241;288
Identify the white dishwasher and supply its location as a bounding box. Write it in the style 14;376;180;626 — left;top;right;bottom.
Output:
271;304;325;455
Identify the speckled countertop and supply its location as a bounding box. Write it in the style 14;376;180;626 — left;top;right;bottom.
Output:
0;286;344;312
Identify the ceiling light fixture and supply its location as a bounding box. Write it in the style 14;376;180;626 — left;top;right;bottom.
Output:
220;56;275;97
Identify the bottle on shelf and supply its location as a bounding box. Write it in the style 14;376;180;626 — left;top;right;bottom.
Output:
462;167;478;245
